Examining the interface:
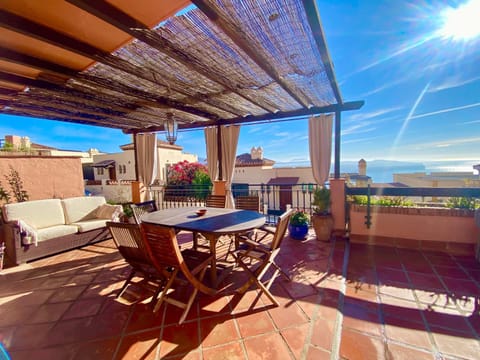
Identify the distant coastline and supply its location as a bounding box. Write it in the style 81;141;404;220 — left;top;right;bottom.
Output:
274;159;478;184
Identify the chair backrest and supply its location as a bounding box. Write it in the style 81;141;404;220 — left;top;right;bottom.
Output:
235;196;260;212
106;221;151;268
270;209;294;251
205;195;226;208
130;200;158;224
140;222;216;296
140;222;182;269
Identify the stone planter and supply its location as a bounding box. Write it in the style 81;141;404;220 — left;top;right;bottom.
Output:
349;204;479;254
311;214;333;242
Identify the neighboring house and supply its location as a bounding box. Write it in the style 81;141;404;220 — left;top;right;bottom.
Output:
1;135;102;180
92;138;197;184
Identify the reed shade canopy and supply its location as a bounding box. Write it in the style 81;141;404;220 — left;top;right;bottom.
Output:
0;0;363;139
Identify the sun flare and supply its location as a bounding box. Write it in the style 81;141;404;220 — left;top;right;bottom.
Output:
438;0;480;40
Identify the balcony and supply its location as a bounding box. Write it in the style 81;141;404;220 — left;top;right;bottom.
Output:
1;223;479;359
3;182;478;359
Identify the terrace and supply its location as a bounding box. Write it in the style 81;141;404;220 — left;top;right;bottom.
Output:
1;0;480;359
1;228;479;359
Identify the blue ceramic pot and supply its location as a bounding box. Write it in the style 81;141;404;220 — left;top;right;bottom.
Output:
288;224;308;240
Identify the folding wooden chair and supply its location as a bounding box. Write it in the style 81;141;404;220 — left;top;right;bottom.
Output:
205;194;226;208
224;196;261;260
192;194;227;250
140;222;217;324
106;222;164;303
232;209;293;306
130;200;158;224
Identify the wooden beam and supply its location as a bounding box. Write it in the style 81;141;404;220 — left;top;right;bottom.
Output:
301;0;343;104
192;0;311;108
123;100;364;133
0;10;219;121
66;0;276;114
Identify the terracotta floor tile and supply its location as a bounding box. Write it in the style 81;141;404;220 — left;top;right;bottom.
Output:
165;349;202;360
268;302;308;330
199;314;239;348
86;300;132;339
202;342;245;360
197;293;232;318
384;343;435;360
229;290;270;315
343;303;383;337
281;279;318;299
377;268;409;284
8;323;55;350
116;329;160;360
48;285;87;303
281;323;309;359
125;303;163;334
235;310;276;338
442;278;480;296
159;321;200;358
378;284;415;301
339;329;385;360
9;344;78;360
408;272;445;291
62;297;104;320
44;317;95;346
345;284;378;302
27;301;72;324
243;332;292;359
310;318;335;351
423;307;472;333
384;317;431;350
433;265;468;279
306;346;331;360
431;328;480;359
73;337;119;360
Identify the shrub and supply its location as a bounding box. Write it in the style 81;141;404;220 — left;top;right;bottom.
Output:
446;197;478;210
350;196;414;207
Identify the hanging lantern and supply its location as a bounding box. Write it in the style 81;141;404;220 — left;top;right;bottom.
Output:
164;113;178;145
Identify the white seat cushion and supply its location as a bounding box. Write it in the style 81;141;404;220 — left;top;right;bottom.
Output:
37;225;78;242
62;196;106;224
2;199;65;229
72;219;108;233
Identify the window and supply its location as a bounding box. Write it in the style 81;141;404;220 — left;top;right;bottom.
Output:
97;168;104;175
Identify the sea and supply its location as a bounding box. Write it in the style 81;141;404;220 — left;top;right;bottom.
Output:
273;159;479;184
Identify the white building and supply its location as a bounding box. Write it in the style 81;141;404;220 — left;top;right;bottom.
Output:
393;171;480;188
92;138;197;184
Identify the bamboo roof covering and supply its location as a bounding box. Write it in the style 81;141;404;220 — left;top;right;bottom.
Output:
0;0;363;134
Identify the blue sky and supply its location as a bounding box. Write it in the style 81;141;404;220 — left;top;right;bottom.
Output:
1;0;479;169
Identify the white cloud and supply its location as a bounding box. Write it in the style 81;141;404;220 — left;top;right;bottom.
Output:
347;107;403;122
411;102;480;119
429;74;480;92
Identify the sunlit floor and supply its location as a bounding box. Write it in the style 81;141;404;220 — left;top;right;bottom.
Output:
1;231;479;359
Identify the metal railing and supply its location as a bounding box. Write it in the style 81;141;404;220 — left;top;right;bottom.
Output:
346;185;480;228
149;182;323;216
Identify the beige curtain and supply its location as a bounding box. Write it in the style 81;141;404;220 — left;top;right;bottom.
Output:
136;133;158;200
204;127;218;181
221;125;240;208
309;114;333;185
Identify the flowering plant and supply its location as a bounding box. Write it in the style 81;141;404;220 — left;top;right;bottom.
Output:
167;160;209;185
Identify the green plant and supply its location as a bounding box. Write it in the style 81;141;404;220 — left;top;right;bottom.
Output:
312;187;331;215
289;211;309;226
5;166;29;202
191;170;212;200
350;195;414;207
446;197;477;210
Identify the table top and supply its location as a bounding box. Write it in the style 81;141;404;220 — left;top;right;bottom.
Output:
141;206;266;234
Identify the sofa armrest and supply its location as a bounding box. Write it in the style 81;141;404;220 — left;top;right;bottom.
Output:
2;221;22;265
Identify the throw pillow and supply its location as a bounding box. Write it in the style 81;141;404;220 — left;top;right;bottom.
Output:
96;204;122;221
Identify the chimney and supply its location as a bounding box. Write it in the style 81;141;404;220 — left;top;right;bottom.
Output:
358;158;367;176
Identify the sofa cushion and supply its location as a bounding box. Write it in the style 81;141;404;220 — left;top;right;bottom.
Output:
37;225;78;242
72;219;108;233
2;199;65;229
62;196;106;224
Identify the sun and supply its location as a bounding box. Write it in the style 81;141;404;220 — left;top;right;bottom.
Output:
438;0;480;40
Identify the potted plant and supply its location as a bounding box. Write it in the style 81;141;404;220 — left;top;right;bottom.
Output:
288;210;309;240
311;186;333;241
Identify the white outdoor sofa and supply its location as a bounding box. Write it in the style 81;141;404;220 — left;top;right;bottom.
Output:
1;196;123;265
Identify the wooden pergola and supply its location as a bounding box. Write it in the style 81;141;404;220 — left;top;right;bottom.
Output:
0;0;363;178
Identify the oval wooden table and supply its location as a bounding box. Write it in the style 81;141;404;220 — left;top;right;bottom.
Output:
141;207;266;284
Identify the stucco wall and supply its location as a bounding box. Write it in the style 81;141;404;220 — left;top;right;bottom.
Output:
0;156;84;202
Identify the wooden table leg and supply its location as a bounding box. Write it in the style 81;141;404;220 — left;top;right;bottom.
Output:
206;233;217;285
